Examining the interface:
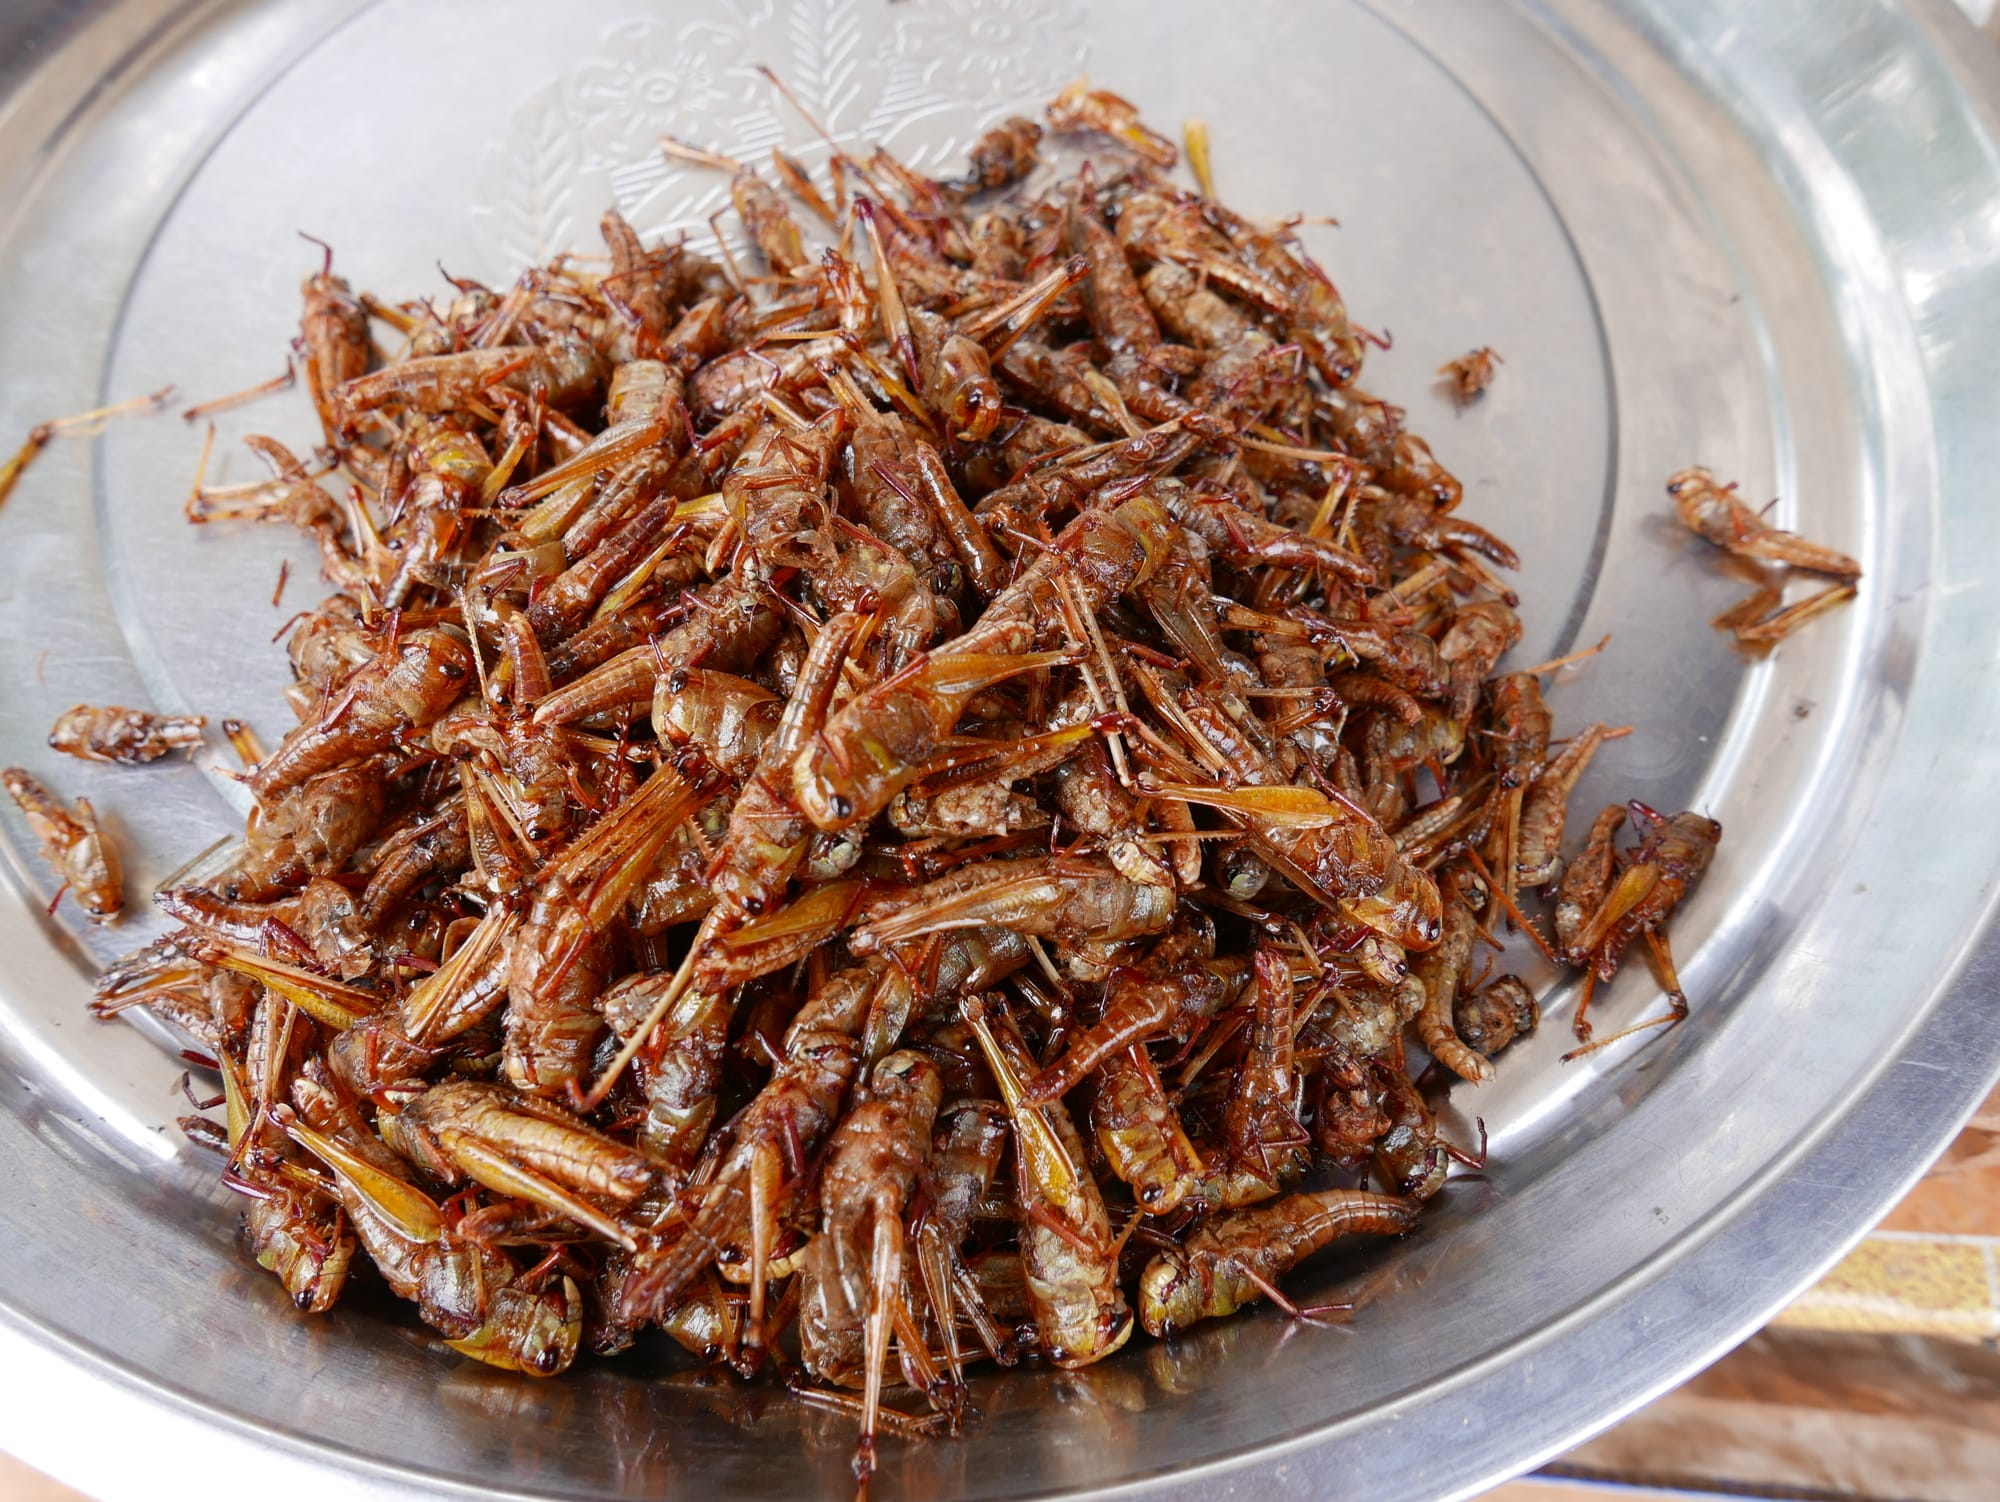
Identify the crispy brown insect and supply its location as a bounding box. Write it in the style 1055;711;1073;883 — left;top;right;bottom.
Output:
960;116;1043;191
1559;803;1722;1058
5;767;123;922
1047;79;1178;166
1668;466;1860;579
1439;346;1501;405
1138;1188;1418;1336
1455;974;1539;1058
801;1050;943;1482
48;704;207;764
247;628;472;801
1412;866;1492;1083
74;75;1721;1454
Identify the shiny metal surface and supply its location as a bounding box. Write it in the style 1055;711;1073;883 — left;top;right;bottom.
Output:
1;1;1998;1498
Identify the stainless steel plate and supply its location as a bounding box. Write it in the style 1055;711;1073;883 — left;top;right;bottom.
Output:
3;1;1999;1499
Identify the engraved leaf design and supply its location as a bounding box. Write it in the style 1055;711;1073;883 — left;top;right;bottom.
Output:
468;0;1092;273
788;0;864;131
476;84;581;278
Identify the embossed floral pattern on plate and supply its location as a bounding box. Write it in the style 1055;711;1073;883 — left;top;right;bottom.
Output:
469;0;1086;278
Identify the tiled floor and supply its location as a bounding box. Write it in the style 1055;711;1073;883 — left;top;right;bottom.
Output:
1549;1327;2000;1502
12;1086;1999;1502
1774;1092;2000;1341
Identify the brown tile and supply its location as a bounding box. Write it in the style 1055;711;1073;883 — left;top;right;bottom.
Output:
1879;1086;2000;1237
1556;1327;2000;1502
1564;1392;2000;1502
